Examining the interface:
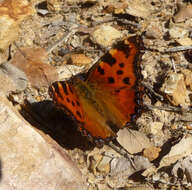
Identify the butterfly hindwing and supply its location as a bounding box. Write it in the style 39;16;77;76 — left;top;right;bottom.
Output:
49;81;84;124
49;80;116;140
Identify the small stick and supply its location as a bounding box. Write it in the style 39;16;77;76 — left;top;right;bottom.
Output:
164;45;192;53
116;18;141;27
170;57;176;72
46;28;78;54
108;141;136;170
141;82;164;101
144;104;192;113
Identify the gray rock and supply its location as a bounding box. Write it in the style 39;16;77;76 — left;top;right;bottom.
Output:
0;61;28;93
0;95;85;190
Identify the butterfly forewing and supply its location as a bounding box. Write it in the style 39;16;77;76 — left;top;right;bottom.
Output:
86;36;141;125
87;36;139;89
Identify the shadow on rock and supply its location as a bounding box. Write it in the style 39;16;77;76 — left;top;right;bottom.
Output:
20;100;93;151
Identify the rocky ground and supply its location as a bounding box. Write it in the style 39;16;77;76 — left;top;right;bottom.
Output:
0;0;192;189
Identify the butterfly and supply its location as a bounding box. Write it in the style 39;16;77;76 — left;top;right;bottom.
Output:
49;36;142;147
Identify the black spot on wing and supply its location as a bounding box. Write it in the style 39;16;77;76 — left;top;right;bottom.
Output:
52;82;64;98
101;52;116;66
61;82;68;95
123;77;130;85
76;100;80;106
117;70;123;75
119;62;124;68
97;66;105;75
76;110;82;119
115;40;130;58
72;101;75;107
108;77;115;84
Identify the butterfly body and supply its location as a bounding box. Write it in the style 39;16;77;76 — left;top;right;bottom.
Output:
49;36;142;144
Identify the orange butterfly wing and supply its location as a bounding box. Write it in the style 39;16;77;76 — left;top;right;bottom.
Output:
49;81;84;123
87;36;142;126
49;80;116;143
49;36;142;143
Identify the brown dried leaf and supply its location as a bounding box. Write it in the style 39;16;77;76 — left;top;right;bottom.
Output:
159;136;192;169
182;69;192;91
172;155;192;183
174;4;192;23
91;25;123;47
110;156;152;179
143;146;161;161
11;48;58;88
103;2;128;14
125;0;154;18
176;37;192;46
116;128;153;154
66;54;92;67
161;72;190;107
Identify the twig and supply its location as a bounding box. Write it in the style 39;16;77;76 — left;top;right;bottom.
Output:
108;141;136;169
164;45;192;53
116;18;141;27
46;28;78;54
141;81;164;101
170;57;176;72
144;104;192;113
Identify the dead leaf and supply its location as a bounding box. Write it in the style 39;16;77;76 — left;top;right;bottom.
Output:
125;0;154;18
102;2;128;14
91;25;123;47
145;21;163;39
174;4;192;23
66;54;92;67
47;0;66;12
159;136;192;169
10;48;58;88
160;72;190;107
110;155;152;177
176;37;192;46
116;128;153;154
181;69;192;91
57;65;86;80
172;155;192;183
169;24;192;46
143;146;161;161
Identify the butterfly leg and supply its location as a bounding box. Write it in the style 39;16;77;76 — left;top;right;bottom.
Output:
108;141;136;170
